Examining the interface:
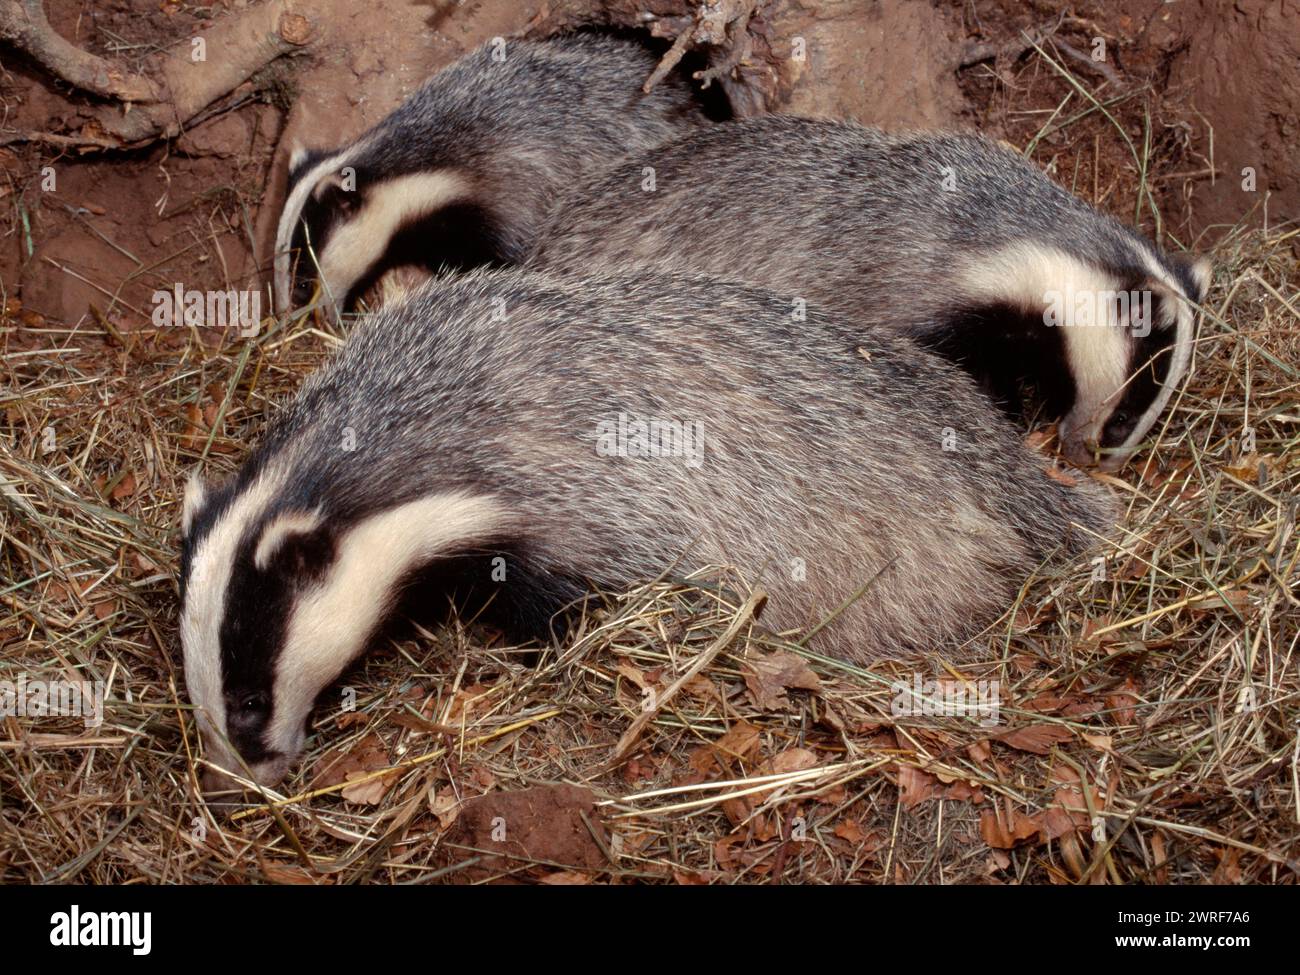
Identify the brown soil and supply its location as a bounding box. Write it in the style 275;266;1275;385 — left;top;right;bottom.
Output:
946;0;1299;245
1;0;545;323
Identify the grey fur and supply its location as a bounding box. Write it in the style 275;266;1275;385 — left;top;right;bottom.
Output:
182;267;1113;786
274;34;705;315
528;115;1207;468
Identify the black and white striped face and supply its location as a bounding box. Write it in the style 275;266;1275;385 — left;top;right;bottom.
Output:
274;144;479;319
958;244;1207;470
179;469;508;792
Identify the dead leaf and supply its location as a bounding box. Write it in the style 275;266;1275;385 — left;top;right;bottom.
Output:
311;733;389;789
682;674;720;702
341;767;399;805
445;683;492;724
993;724;1072;755
110;472;137;500
985;849;1011;874
1151;831;1169;884
541;870;592;885
615;659;652;691
980;806;1041;849
742;650;821;711
712;720;761;765
1212;847;1243;884
1081;732;1113;751
1044;464;1080;486
834;819;866;843
1106;677;1141;726
897;764;942;809
428;787;461;829
261;863;322;885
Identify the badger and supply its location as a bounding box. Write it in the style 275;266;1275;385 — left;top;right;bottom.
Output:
181;267;1113;790
527;116;1211;471
272;34;705;318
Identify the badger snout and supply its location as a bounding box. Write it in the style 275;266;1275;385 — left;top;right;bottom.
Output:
198;754;295;797
1057;410;1099;468
199;766;244;797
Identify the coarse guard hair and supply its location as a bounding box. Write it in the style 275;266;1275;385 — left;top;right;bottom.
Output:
273;33;705;318
181;267;1114;788
528;116;1212;471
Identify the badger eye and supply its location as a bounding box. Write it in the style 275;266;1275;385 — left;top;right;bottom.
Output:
1112;411;1130;426
239;693;266;713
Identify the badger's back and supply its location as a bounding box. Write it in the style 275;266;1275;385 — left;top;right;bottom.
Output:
245;268;1112;659
530;116;1189;322
367;34;705;233
527;116;1206;469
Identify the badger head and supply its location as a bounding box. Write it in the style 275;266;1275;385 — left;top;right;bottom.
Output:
271;137;499;318
959;244;1209;471
273;143;482;320
1053;252;1210;470
179;469;507;793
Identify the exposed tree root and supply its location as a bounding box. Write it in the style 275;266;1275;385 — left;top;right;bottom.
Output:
528;0;779;114
0;0;315;149
0;0;160;103
641;0;762;93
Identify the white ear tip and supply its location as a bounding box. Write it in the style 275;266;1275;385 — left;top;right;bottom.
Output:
182;471;209;536
288;142;310;173
253;509;326;570
1190;256;1213;300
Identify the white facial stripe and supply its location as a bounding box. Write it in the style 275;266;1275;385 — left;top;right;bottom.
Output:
315;170;471;313
960;243;1130;440
287;142;310;173
253;509;325;570
180;470;286;772
263;491;510;762
273;144;364;315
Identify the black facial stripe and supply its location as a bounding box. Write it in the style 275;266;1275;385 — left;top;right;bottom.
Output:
291;178;368;301
347;203;508;310
1100;324;1176;448
215;513;337;763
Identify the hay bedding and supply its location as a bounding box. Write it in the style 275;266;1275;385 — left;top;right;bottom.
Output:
0;3;1298;885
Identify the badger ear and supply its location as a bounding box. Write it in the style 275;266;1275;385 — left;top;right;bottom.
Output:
1188;256;1213;302
253;509;333;578
181;472;208;539
1167;253;1212;304
287;140;311;175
